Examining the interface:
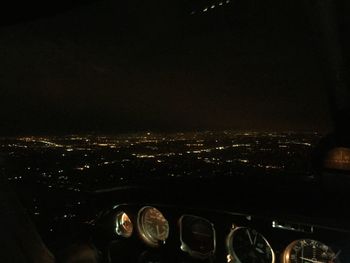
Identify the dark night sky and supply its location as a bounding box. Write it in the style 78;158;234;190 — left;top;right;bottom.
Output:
0;0;333;135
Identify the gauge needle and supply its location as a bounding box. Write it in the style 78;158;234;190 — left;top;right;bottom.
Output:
253;233;257;245
299;257;325;263
246;229;253;244
333;250;341;260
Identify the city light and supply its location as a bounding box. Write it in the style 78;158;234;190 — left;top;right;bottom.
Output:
0;131;320;191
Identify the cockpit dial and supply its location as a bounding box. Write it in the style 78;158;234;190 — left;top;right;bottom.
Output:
282;239;339;263
226;226;275;263
137;206;169;247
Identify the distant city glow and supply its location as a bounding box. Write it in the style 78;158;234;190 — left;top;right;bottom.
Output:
1;131;320;191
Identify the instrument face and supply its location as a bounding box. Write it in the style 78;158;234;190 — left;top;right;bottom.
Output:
137;206;169;247
282;239;337;263
226;226;275;263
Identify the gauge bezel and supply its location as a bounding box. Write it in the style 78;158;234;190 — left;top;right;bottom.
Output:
226;226;275;263
179;214;216;259
115;211;133;238
137;206;169;247
282;239;337;263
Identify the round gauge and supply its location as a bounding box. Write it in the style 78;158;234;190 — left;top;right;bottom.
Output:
137;206;169;247
179;215;216;259
115;212;133;238
282;239;339;263
226;226;275;263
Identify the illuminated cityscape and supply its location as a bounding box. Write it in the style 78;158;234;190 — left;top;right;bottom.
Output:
0;131;321;192
189;0;232;15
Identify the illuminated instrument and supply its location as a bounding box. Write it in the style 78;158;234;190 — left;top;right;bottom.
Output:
226;226;275;263
179;215;216;259
137;206;169;247
115;212;133;238
282;239;339;263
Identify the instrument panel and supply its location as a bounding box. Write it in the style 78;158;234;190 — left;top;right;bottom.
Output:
98;204;349;263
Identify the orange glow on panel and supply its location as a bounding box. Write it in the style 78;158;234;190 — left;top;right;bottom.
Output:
324;147;350;171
